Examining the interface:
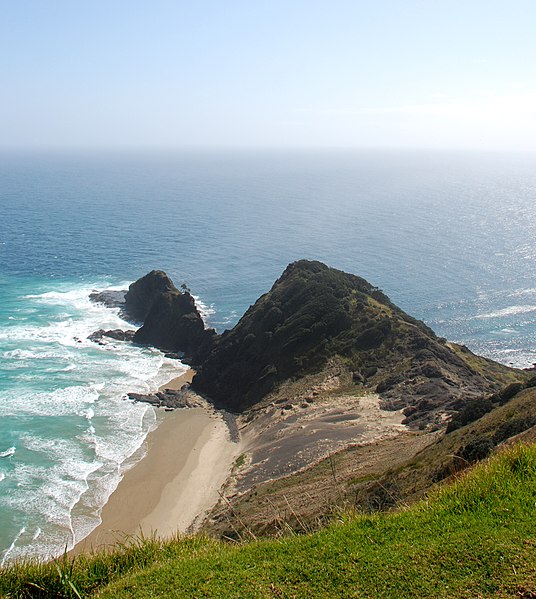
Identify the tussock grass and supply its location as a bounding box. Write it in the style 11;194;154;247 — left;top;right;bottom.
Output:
1;444;535;598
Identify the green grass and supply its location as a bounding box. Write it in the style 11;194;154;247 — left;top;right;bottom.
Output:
2;444;535;598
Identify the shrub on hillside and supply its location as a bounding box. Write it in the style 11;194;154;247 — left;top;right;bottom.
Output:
459;436;494;463
524;375;536;388
493;416;536;445
446;398;494;433
354;320;392;350
495;382;524;405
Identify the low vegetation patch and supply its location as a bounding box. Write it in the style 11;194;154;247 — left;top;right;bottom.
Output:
446;397;494;432
1;444;535;598
447;377;536;434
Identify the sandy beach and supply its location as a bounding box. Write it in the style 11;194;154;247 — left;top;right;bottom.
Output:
160;369;195;390
72;371;238;555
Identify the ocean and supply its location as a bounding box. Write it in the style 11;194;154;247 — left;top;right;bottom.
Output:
0;149;535;562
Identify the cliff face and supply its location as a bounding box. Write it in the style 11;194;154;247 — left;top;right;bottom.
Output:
191;260;518;425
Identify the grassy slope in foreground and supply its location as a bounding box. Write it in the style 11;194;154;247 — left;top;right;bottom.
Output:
2;444;535;598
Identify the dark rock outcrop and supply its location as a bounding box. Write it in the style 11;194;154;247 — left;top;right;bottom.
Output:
127;389;202;409
89;289;127;309
88;270;215;362
126;270;216;359
124;270;176;322
88;329;136;343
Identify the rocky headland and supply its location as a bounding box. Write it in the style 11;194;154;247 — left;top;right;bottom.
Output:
92;260;523;426
89;260;534;535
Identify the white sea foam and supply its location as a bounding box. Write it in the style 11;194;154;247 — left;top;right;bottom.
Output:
509;287;536;298
193;294;216;322
476;305;536;319
0;447;16;458
0;473;5;482
4;284;132;349
2;443;107;558
0;386;99;418
1;526;26;567
3;348;72;360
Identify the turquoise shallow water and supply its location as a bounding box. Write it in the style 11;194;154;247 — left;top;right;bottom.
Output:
0;149;535;561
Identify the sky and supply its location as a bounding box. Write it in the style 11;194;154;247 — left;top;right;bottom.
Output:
1;1;536;151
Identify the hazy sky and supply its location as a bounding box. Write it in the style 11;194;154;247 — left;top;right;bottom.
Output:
2;1;535;150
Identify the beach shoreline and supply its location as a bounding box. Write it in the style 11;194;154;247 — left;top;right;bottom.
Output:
71;370;238;555
159;369;195;391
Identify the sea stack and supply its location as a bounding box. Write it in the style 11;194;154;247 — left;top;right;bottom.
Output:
125;270;216;360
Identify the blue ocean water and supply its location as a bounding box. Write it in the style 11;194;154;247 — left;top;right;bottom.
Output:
1;149;535;561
